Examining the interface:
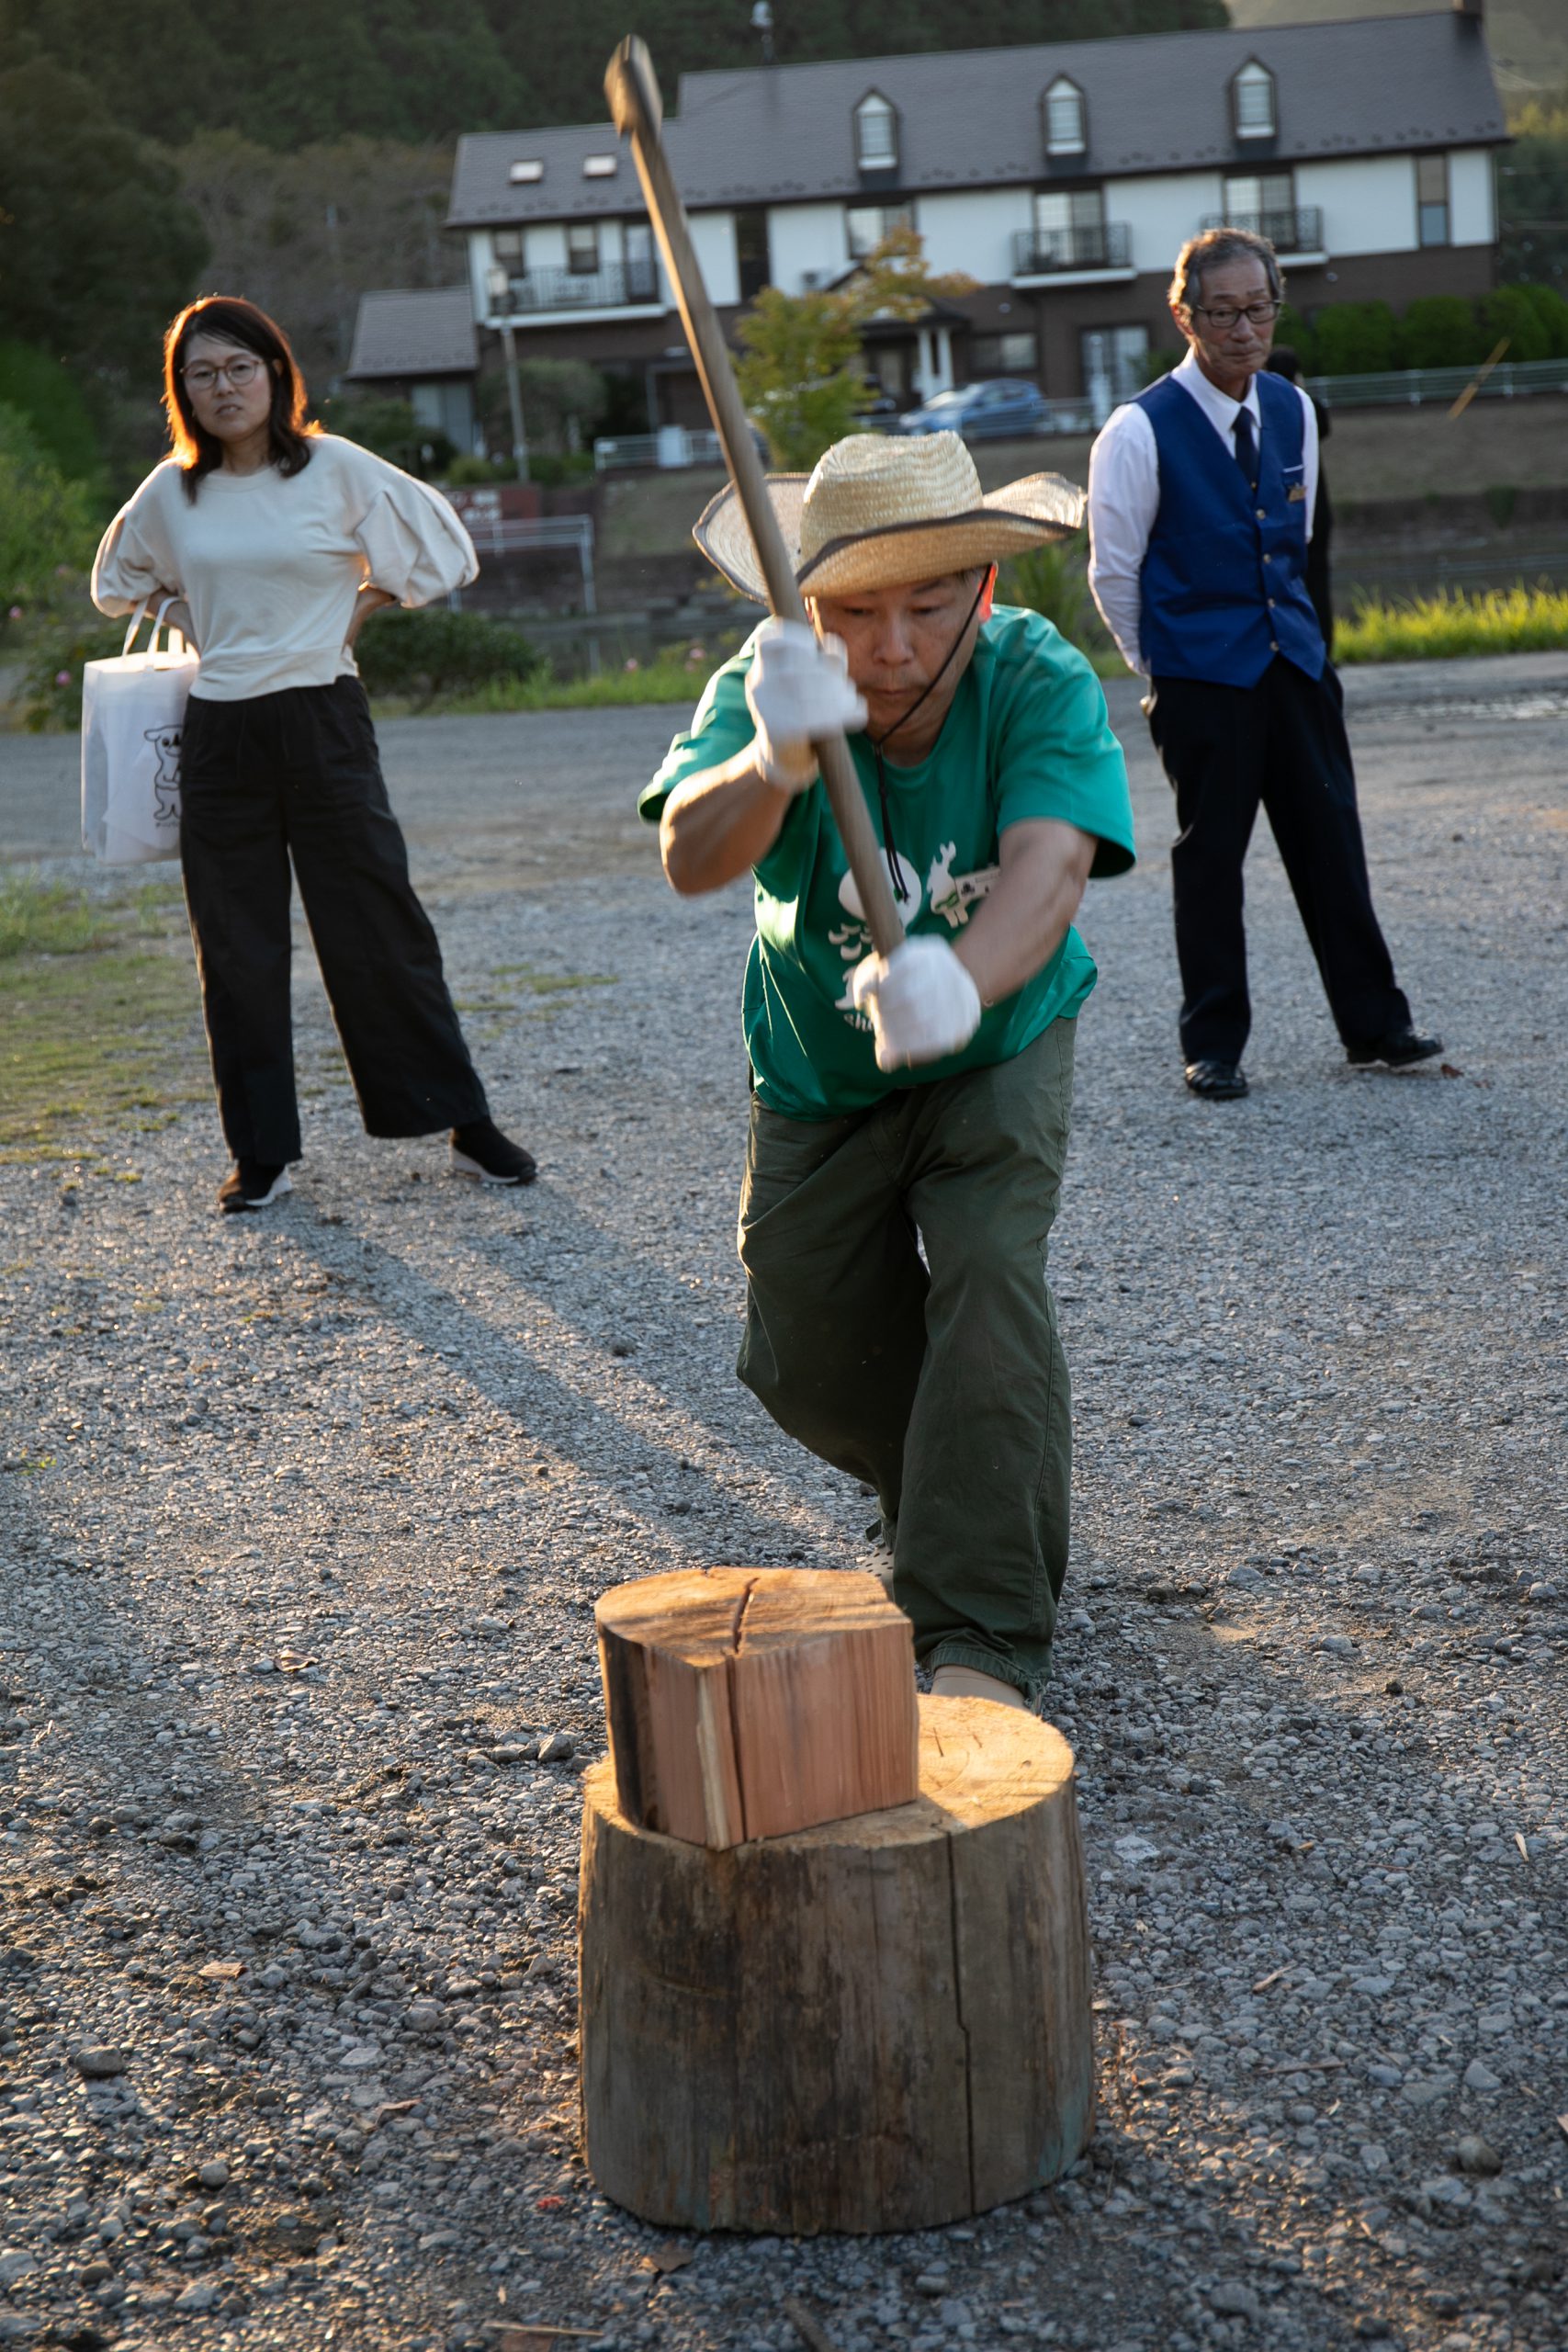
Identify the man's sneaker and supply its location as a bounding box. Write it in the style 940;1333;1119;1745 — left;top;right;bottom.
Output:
1346;1026;1443;1069
450;1118;536;1186
218;1161;292;1215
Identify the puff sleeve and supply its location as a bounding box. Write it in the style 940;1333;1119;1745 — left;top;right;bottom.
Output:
90;469;182;618
350;463;479;607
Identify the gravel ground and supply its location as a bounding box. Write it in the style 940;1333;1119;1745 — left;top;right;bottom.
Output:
1;652;1565;2352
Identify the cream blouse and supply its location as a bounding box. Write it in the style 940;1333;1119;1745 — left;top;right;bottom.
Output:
91;435;479;701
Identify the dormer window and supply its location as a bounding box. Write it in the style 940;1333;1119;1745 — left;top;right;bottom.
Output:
1043;77;1086;158
1232;60;1277;140
854;91;898;173
582;154;617;178
509;159;544;184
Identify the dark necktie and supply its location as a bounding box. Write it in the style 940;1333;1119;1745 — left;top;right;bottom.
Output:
1233;406;1258;493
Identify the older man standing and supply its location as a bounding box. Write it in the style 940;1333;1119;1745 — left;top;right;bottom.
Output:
1088;227;1439;1099
640;431;1134;1713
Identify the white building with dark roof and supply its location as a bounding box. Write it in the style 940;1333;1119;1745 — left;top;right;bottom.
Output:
344;286;481;452
438;2;1505;430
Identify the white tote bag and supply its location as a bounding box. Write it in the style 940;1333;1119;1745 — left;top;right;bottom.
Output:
81;597;200;865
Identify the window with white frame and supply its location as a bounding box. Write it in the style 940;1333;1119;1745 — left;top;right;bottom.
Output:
971;332;1039;375
1417;153;1450;246
566;222;600;277
1043;76;1086;157
846;202;913;259
854;92;898;172
1222;172;1294;237
1032;187;1105;266
1232;60;1277;140
1081;324;1148;401
492;229;524;272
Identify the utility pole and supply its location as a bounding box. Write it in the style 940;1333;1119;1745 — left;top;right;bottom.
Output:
486;266;530;481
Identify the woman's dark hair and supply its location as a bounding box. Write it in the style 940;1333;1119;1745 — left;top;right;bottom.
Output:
164;296;319;501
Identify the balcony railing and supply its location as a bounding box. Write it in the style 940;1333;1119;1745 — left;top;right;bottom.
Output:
1198;205;1325;254
1011;221;1132;276
501;261;661;315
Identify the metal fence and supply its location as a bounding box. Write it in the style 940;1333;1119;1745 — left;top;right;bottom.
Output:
1010;222;1133;276
503;262;660;314
446;513;596;612
1304;356;1568;408
594;427;726;471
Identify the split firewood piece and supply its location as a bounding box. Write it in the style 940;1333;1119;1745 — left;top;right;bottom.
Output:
595;1567;919;1848
580;1694;1095;2233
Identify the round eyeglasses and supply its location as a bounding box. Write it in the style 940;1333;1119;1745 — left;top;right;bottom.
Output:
183;356;264;392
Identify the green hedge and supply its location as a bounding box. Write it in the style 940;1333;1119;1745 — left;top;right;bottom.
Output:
1291;282;1568;377
351;606;540;710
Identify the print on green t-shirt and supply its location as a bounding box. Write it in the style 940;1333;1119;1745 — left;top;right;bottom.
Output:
641;605;1136;1121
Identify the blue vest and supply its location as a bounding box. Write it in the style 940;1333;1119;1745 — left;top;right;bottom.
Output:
1136;369;1324;688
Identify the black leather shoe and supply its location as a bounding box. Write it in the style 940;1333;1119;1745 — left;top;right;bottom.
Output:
1346;1027;1443;1069
1184;1058;1248;1100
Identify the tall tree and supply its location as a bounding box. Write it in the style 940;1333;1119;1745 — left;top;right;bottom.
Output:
0;58;209;376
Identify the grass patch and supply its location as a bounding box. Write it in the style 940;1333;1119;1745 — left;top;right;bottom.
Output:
1337;582;1568;663
0;870;206;1158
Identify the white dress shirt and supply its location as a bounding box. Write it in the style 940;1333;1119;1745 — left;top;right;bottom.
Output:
1086;349;1319;677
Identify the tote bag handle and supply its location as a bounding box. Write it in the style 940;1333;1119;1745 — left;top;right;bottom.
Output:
120;594;183;657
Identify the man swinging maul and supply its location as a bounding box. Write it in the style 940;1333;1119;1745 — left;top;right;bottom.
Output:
641;430;1136;1718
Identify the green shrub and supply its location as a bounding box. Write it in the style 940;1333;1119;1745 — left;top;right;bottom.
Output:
1395;296;1486;372
16;611;126;730
1272;304;1315;373
1517;282;1568;360
998;540;1108;659
0;343;103;484
1479;285;1555;365
353;605;540;710
1483;483;1519;529
1311;301;1399;376
0;404;103;610
1337;582;1568;663
445;454;513;486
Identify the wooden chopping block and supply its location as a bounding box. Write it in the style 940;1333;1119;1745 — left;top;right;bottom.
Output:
595;1566;919;1847
579;1694;1095;2234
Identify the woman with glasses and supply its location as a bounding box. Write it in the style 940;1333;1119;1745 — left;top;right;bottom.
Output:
91;294;535;1212
1086;227;1438;1101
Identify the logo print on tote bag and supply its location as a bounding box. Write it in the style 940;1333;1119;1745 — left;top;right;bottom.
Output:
143;724;184;825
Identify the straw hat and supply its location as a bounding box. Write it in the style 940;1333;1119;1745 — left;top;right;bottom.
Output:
693;430;1084;602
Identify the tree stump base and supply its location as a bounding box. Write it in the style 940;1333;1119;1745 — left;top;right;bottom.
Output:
579;1694;1094;2234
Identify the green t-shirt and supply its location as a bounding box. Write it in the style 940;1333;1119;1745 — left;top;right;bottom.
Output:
640;605;1136;1120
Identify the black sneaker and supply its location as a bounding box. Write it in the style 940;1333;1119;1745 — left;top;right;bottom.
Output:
450;1118;536;1186
218;1161;292;1214
1184;1058;1248;1100
1346;1027;1443;1069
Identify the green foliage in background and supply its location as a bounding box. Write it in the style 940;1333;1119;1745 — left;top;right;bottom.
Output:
1498;83;1568;292
320;394;452;478
0;342;104;484
1311;301;1399;379
736;288;865;470
1393;297;1485;373
998;542;1111;665
352;606;540;712
0;404;102;611
1;0;1224;143
0;58;209;377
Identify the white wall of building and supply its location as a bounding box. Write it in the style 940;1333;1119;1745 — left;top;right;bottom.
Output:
1448;146;1495;246
1294;154;1416;257
767;201;856;293
689;210;739;307
916;188;1034;285
1109;173;1224;276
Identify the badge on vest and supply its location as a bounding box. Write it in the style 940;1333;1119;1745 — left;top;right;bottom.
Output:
1287;483;1307;503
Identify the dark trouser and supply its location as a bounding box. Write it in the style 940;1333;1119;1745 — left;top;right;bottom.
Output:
736;1021;1076;1704
1146;658;1409;1066
179;681;487;1166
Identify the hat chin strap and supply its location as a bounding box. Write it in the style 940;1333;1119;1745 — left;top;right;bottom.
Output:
867;567;993;908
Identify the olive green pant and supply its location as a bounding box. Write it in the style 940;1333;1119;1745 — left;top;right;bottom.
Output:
736;1019;1077;1703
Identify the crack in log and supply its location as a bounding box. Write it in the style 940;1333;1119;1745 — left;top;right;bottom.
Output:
946;1837;977;2217
729;1571;761;1655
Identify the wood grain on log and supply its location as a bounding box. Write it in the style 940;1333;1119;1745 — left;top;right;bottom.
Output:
596;1567;918;1847
580;1694;1095;2233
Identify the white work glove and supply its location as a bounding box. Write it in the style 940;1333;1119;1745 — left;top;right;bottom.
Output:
850;937;983;1072
744;616;867;792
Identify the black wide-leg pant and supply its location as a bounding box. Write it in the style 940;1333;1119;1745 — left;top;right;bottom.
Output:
179;680;488;1167
1146;657;1410;1066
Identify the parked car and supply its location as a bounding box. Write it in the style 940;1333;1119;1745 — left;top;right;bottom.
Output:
898;379;1050;440
853;382;903;426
